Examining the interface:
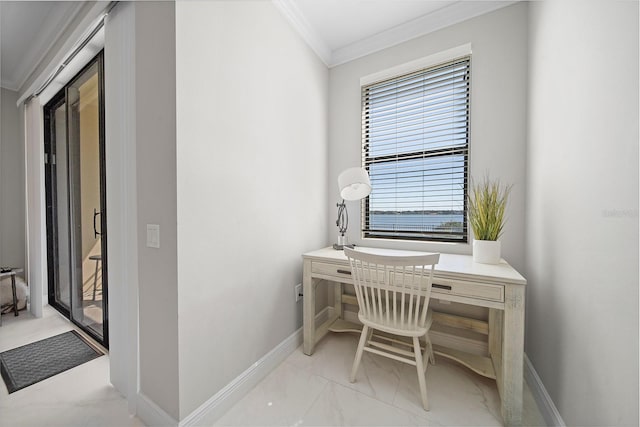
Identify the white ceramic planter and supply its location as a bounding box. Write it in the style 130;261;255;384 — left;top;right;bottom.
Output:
473;240;501;264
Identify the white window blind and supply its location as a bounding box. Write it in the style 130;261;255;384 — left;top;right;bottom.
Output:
361;56;470;242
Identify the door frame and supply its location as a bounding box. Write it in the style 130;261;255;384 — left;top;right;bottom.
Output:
44;90;70;319
43;51;109;348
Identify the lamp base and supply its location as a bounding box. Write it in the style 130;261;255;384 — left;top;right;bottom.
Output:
332;243;356;250
333;234;354;250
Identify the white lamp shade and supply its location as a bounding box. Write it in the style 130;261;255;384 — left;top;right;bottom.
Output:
338;167;372;201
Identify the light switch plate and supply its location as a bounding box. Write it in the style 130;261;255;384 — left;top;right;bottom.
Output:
146;224;160;248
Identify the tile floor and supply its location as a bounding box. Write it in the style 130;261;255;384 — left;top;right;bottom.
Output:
0;306;143;427
216;333;546;427
1;306;546;427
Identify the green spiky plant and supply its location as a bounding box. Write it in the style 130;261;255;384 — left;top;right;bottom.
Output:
468;176;512;241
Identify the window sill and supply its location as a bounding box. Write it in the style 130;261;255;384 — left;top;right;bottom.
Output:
358;236;472;256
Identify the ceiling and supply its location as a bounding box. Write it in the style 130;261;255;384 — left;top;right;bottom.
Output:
295;0;453;51
0;1;84;91
1;0;516;91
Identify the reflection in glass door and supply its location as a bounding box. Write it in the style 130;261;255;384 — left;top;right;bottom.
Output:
44;52;108;347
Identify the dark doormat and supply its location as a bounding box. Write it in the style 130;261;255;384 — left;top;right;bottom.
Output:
0;330;104;393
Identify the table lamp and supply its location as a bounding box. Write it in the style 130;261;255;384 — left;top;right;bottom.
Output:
333;167;371;250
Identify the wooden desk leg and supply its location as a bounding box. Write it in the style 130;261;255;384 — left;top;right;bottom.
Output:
501;285;525;426
489;309;503;369
303;259;315;355
333;281;343;319
11;274;19;316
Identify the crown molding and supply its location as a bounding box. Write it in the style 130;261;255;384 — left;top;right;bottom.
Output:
0;79;19;91
331;1;516;67
272;0;332;66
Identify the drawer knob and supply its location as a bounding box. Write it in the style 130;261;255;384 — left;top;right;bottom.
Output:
432;283;452;291
337;269;352;276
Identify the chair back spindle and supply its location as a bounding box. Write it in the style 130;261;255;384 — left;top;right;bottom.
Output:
345;248;439;334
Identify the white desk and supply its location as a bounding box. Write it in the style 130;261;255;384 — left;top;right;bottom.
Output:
302;247;526;426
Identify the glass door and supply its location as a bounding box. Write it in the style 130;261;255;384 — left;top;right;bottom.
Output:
44;52;108;347
45;96;72;313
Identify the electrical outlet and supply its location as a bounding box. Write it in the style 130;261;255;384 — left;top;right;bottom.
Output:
295;283;303;302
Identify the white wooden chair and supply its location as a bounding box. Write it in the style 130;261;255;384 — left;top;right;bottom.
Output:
344;247;440;411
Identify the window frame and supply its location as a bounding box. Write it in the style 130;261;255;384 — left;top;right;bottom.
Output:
360;50;471;244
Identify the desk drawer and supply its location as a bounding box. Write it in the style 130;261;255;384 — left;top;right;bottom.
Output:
432;279;504;303
312;261;353;281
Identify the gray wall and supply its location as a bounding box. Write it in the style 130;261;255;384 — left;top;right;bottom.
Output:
175;0;329;418
328;3;528;273
526;0;639;425
0;87;25;270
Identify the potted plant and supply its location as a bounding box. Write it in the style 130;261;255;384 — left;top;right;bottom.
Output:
468;176;512;264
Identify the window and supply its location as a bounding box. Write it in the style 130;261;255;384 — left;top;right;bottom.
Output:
361;56;470;242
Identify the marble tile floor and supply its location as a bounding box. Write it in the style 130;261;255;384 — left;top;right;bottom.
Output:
0;305;143;427
1;306;546;427
216;333;547;427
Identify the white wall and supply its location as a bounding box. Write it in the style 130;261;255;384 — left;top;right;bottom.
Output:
328;3;528;273
104;0;138;413
527;1;639;425
134;1;180;421
0;88;26;270
175;0;328;419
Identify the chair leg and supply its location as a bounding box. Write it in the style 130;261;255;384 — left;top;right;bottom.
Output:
92;259;100;301
350;325;369;383
422;343;430;373
413;336;429;411
426;336;435;366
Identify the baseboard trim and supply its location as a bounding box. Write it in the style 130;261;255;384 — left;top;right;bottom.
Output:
316;306;330;327
524;354;565;427
180;307;330;426
137;392;178;427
